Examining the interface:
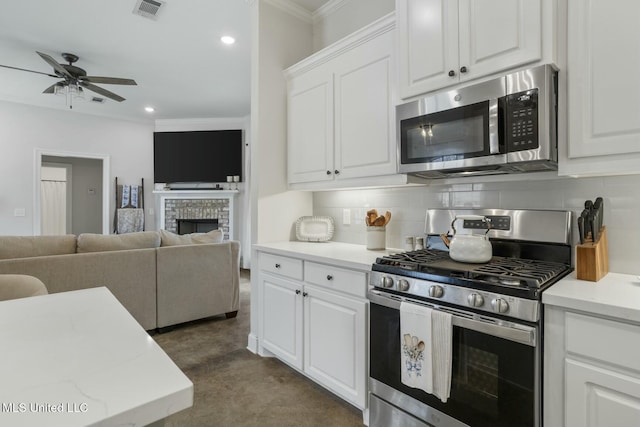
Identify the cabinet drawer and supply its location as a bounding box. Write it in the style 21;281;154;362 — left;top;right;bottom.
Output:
304;261;367;298
566;312;640;372
260;253;303;280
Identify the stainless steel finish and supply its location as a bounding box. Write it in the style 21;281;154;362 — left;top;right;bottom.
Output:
491;298;510;313
425;208;573;246
370;381;471;427
428;285;444;298
398;279;410;291
505;64;558;166
370;271;541;323
369;289;537;346
397;75;506;176
467;293;484;307
397;64;558;179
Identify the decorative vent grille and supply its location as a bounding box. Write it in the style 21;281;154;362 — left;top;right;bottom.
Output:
132;0;164;20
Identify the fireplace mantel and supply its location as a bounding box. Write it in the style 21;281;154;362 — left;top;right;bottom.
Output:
154;190;238;240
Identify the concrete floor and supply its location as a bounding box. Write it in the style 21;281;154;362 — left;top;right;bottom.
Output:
153;270;365;427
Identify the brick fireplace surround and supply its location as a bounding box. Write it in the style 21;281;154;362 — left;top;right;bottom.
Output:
154;190;237;240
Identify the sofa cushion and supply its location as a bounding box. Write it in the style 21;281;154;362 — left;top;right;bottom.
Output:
77;231;161;253
0;235;77;260
160;229;224;246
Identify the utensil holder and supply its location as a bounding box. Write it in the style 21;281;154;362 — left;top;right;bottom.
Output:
366;226;386;250
576;226;609;282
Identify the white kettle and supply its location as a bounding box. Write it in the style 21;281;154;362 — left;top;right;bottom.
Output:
448;215;492;263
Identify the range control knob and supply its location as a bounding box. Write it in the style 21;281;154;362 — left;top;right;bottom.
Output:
398;279;410;292
381;276;394;288
428;285;444;298
491;298;509;313
467;293;485;307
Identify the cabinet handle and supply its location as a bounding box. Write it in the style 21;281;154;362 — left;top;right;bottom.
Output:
448;70;456;77
295;289;301;295
326;170;332;175
334;170;340;175
460;66;468;73
275;263;281;269
303;292;308;297
326;275;333;281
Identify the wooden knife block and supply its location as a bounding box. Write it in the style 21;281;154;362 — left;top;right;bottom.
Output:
576;226;609;282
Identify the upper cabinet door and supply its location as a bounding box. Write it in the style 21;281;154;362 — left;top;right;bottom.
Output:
334;29;397;180
457;0;541;83
287;65;334;184
397;0;542;99
566;0;640;159
397;0;459;98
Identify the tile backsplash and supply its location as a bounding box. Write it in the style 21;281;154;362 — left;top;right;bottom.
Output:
312;174;640;275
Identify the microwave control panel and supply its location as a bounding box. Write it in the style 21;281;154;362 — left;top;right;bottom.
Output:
505;89;539;152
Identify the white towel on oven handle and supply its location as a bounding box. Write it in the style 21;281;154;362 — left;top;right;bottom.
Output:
431;309;453;402
400;301;433;394
400;301;453;403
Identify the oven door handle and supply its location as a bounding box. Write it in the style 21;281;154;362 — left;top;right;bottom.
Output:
368;290;537;347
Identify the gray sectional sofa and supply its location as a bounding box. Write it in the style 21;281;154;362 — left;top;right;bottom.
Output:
0;230;240;330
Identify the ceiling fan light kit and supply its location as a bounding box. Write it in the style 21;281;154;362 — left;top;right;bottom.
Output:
0;51;137;110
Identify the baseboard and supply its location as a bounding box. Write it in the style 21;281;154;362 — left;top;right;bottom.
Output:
246;333;258;354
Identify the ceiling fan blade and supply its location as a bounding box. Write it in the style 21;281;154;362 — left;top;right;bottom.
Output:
80;81;125;102
80;76;137;85
0;63;58;78
36;51;73;79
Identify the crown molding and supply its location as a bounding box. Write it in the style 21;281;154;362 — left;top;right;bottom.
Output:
313;0;348;23
263;0;313;23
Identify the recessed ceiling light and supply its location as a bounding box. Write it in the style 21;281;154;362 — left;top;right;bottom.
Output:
221;36;235;45
145;106;155;113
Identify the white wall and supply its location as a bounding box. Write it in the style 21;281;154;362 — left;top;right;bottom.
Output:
312;0;395;51
313;174;640;275
251;0;314;247
0;100;154;235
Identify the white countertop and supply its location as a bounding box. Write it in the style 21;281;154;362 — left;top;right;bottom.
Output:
253;241;401;271
0;287;193;427
543;272;640;324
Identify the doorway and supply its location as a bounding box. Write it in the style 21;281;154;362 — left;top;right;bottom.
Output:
34;149;110;235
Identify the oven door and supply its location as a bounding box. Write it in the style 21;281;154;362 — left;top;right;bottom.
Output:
397;76;507;176
369;290;539;427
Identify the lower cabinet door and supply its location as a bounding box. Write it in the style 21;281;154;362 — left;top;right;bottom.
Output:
261;274;303;370
303;285;366;408
565;358;640;427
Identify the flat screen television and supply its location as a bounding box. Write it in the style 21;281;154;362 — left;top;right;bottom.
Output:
153;130;242;184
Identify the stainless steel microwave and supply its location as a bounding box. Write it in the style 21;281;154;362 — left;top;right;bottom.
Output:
397;64;558;178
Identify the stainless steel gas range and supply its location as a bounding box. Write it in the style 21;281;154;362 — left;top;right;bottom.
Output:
368;209;573;427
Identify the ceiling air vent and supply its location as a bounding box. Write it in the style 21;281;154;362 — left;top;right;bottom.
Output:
132;0;164;20
91;97;106;104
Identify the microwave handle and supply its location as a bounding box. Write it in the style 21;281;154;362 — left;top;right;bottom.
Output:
488;98;501;154
368;289;537;347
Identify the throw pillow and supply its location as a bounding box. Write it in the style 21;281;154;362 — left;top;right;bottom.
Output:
160;229;223;246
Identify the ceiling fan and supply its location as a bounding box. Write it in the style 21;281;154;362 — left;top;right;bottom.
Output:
0;51;137;107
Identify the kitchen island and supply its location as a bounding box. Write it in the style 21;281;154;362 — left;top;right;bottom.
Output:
0;287;193;427
543;272;640;427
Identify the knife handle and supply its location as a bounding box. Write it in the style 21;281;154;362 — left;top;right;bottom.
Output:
577;216;584;245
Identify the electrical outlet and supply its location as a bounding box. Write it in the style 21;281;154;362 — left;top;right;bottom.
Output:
14;208;26;217
343;208;351;225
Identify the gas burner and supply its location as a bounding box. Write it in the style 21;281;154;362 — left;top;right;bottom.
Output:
482;275;525;287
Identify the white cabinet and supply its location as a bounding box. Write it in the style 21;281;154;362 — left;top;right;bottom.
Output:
559;0;640;176
397;0;542;99
544;307;640;427
286;14;400;187
258;252;368;410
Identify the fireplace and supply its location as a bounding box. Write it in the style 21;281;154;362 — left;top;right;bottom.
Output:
177;218;219;235
155;190;236;241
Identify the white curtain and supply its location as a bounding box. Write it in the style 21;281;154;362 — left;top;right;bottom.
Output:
41;181;67;235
